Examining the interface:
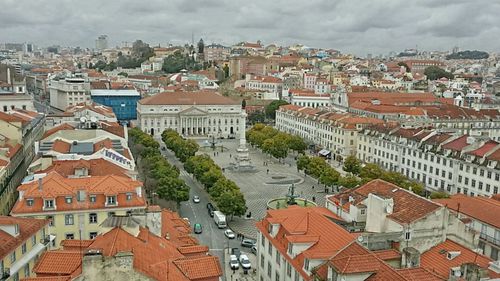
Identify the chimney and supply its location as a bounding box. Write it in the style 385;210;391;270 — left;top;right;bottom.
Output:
38;177;43;192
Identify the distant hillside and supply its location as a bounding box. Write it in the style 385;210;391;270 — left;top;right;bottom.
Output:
446;50;489;60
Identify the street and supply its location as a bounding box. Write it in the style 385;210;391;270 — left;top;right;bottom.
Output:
159;147;255;280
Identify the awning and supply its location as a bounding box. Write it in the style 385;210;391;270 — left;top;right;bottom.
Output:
318;149;331;156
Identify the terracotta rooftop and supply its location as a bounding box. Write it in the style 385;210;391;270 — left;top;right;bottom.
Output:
0;216;49;260
441;135;469;152
37;159;129;178
420;239;498;280
467;140;499;157
433;194;500;229
256;206;353;280
327;179;441;224
42;123;76;139
12;172;145;214
22;277;71;281
33;250;82;277
139;91;239;105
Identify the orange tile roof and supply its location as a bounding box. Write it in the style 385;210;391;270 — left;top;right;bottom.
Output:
33;251;82;277
22;277;71;281
52;140;71;153
372;248;402;261
173;256;223;280
328;179;441;224
38;159;129;178
256;206;353;281
139;91;239;105
348;92;438;106
420;239;496;280
60;239;94;251
12;172;146;214
433;194;500;229
396;268;444;281
0;216;49;260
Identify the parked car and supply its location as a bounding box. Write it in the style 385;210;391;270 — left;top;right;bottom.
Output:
207;203;215;217
239;254;251;269
241;238;256;248
229;255;239;270
224;229;236;239
193;195;200;203
251;245;257;255
193;223;202;234
231;248;241;259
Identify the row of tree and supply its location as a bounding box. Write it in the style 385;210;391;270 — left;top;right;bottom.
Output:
247;124;307;160
161;129;247;219
297;155;360;190
184;155;247;220
162;129;199;162
128;128;189;206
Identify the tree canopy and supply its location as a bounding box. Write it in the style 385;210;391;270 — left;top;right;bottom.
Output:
247;124;306;159
424;66;454;80
446;50;489;60
265;100;289;120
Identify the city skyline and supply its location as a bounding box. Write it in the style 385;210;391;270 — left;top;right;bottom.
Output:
1;0;499;55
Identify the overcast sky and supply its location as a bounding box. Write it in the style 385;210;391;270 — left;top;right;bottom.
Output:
1;0;499;55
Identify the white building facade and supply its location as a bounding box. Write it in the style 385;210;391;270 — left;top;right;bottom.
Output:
48;76;91;111
137;91;245;138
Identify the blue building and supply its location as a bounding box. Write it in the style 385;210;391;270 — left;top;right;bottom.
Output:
91;89;141;122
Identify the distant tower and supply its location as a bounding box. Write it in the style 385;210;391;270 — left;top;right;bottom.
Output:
198;38;204;54
95;35;108;51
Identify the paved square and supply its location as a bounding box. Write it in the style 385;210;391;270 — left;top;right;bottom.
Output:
197;139;328;239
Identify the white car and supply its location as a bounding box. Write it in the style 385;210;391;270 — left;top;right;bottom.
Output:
224;229;235;239
239;254;251;269
193;195;200;203
229;255;239;270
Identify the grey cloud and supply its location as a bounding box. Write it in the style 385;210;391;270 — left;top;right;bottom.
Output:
0;0;499;55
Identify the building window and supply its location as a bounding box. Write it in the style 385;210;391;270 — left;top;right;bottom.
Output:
126;193;132;201
10;251;16;263
275;271;280;281
22;243;27;254
24;264;30;277
32;235;37;247
44;199;54;209
106;196;116;206
27;199;34;206
108;212;115;217
90;195;96;203
267;262;272;278
261;233;265;246
13;273;19;281
288;243;293;255
360;209;366;215
65;196;72;204
65;233;75;240
276;250;281;265
304;259;310;271
268;240;272;255
89;232;98;239
286;261;292;277
89;213;98;224
65;214;74;225
47;215;54;226
260;254;265;268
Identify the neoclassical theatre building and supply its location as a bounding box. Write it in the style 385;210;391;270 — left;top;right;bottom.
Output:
137;91;245;138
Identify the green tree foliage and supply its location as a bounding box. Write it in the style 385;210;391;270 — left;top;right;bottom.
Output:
338;175;361;189
343;155;361;175
446;50;489;60
424;66;454;80
296;155;311;171
162;50;202;73
430;191;450;199
359;163;384;182
265;100;289;120
128;128;189;204
247;111;266;125
161;129;199;162
288;135;307;154
306;157;329;178
319;168;340;187
215;189;247;220
247;124;306;158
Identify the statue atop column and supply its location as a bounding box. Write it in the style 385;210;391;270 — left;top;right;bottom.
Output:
231;112;255;171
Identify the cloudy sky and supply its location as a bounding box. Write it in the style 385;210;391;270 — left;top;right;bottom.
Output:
1;0;499;55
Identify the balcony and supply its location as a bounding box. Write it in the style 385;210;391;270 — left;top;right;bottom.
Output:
479;232;500;246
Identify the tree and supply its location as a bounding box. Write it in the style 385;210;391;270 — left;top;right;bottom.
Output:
197;38;204;54
117;72;128;77
338;175;361;189
296;155;310;171
319;168;340;188
210;178;238;199
424;66;454;80
265;100;289;120
248;111;266;124
343;155;361;175
359;163;384;182
156;175;189;205
306;157;328;178
215;189;247;220
397;62;410;72
289;135;307;153
430;191;450;199
200;167;224;190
